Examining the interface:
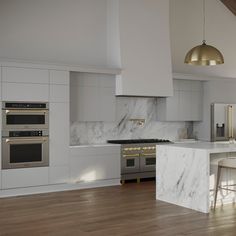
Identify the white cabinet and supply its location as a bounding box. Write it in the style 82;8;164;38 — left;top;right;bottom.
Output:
2;82;49;101
49;166;70;184
49;70;69;103
50;84;69;103
49;70;69;85
157;79;203;121
0;66;2;100
49;103;69;167
1;66;50;101
70;145;120;183
110;0;173;96
179;91;192;121
2;168;49;189
49;70;70;184
70;72;116;122
2;67;49;84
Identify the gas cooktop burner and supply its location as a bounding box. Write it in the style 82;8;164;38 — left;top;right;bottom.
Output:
107;139;171;144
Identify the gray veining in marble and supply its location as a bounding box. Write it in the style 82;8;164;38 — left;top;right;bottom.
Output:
71;97;192;145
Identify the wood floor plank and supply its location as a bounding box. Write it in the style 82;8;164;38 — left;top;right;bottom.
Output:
0;181;236;236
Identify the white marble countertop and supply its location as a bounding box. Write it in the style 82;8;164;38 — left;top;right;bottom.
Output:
157;141;236;153
70;143;121;148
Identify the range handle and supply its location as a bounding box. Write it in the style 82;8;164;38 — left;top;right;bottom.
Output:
122;154;140;158
141;153;156;157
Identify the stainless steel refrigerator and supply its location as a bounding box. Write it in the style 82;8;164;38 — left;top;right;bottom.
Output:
211;103;236;142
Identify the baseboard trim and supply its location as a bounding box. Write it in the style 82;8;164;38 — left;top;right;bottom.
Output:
0;179;121;198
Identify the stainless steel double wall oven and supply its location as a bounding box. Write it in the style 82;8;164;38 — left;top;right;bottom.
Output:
2;102;49;169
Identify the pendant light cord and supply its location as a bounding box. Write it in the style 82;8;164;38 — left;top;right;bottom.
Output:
203;0;206;44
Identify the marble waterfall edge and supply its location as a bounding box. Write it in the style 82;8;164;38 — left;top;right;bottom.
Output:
156;145;209;213
71;97;192;145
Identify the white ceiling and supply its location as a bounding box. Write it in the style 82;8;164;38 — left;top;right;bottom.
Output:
170;0;236;79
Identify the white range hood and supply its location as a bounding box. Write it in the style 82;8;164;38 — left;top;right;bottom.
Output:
107;0;173;97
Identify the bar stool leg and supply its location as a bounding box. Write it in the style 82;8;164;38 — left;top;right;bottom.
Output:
214;166;222;210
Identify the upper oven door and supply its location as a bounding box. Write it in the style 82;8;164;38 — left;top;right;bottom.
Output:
2;109;49;130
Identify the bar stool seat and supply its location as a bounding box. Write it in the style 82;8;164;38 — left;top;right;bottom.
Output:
214;158;236;209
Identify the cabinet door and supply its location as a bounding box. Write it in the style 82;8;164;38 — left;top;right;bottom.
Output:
76;86;100;121
70;72;116;122
2;67;49;84
166;90;179;121
70;153;120;182
2;168;49;189
49;166;69;184
49;70;69;85
0;66;2;100
49;103;69;166
179;91;192;121
191;91;203;121
2;82;49;101
50;84;69;103
99;87;116;121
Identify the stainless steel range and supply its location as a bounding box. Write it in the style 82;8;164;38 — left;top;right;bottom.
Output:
107;139;171;183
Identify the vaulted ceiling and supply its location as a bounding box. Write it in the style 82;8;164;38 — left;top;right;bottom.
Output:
221;0;236;15
170;0;236;79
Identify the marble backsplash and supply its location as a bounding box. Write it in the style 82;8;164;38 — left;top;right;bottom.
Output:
70;97;192;145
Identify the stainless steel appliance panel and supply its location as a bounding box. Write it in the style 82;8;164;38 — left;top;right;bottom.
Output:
121;145;140;174
211;103;236;141
2;102;49;130
140;146;156;172
2;135;49;169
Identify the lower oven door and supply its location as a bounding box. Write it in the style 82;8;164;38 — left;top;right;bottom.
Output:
2;137;49;169
121;154;140;174
140;153;156;172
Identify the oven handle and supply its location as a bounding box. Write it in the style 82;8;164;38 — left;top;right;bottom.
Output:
5;109;48;114
141;153;156;156
5;137;48;144
122;154;140;158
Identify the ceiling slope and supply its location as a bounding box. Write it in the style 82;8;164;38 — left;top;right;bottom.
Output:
221;0;236;15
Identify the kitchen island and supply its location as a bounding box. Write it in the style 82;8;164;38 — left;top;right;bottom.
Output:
156;142;236;213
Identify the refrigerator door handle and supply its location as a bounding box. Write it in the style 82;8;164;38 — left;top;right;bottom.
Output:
227;105;234;139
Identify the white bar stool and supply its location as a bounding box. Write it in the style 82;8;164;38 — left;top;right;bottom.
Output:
214;158;236;209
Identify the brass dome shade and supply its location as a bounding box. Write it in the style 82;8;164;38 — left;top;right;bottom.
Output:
184;0;224;66
185;41;224;66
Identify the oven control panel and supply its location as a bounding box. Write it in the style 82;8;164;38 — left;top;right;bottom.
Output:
9;130;43;137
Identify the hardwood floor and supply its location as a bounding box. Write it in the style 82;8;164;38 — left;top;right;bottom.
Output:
0;181;236;236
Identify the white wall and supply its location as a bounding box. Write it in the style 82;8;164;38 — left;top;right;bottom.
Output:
194;79;236;141
0;0;108;66
170;0;236;78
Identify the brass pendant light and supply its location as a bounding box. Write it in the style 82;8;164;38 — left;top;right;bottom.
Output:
184;0;224;66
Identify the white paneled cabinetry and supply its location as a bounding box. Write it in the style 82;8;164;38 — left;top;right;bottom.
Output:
0;67;1;189
0;67;70;190
2;168;49;189
157;79;203;121
2;67;49;101
70;145;120;183
49;70;70;184
70;72;116;122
